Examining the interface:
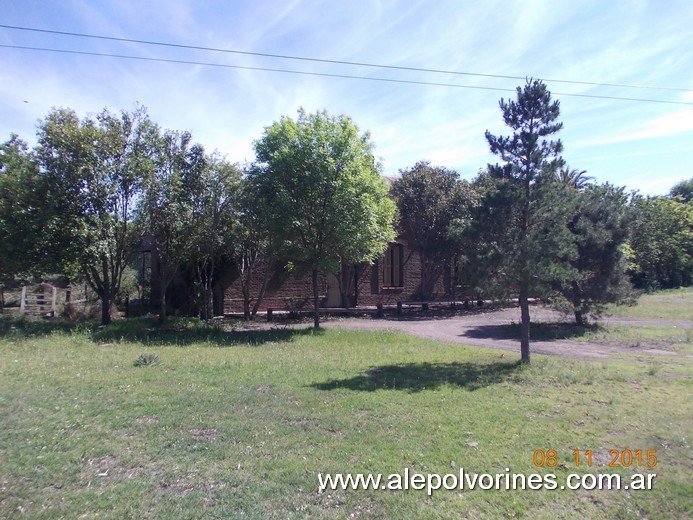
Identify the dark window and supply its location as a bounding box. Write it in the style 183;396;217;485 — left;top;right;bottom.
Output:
383;244;404;287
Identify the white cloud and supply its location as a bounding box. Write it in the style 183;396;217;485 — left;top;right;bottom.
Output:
587;107;693;145
1;0;691;196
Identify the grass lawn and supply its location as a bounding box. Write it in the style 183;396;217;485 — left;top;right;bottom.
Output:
0;294;691;518
498;288;693;354
608;287;692;321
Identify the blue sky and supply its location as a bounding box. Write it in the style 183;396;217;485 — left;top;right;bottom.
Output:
1;0;691;195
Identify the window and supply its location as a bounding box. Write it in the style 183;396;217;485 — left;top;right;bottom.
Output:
383;244;404;287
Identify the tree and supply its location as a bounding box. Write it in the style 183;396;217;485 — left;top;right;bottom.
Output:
670;178;693;203
481;79;576;363
183;155;242;320
628;194;692;290
34;107;156;325
391;161;475;299
0;135;46;311
249;108;396;328
559;183;637;325
230;176;275;320
555;164;594;190
139;129;207;324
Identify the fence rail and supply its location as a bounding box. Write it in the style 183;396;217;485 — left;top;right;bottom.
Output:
20;284;57;317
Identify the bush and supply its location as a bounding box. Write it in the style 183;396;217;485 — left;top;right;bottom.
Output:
133;353;161;367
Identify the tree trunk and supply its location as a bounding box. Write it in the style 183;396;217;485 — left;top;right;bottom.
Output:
339;264;355;308
0;287;4;314
312;268;320;329
574;311;585;327
212;284;224;317
419;254;429;300
571;281;584;326
518;283;531;363
159;288;167;325
202;287;212;321
241;267;252;320
251;257;273;319
101;295;112;326
242;291;251;321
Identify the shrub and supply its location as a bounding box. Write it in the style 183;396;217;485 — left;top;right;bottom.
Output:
133;353;161;367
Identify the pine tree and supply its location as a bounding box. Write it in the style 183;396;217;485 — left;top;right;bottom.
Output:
481;79;576;363
561;183;637;325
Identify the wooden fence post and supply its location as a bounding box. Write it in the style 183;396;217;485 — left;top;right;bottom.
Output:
50;285;57;317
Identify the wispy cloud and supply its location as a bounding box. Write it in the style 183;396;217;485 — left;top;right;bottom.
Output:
0;0;691;195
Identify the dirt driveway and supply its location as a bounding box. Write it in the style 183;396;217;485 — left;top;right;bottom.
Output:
312;306;692;361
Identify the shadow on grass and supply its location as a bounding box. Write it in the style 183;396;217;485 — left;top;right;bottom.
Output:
0;315;82;337
463;322;600;342
93;319;324;347
312;360;523;393
0;315;323;347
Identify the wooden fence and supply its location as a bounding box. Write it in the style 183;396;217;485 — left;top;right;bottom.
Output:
20;283;57;318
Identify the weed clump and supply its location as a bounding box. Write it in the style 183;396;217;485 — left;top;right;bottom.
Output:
133;353;161;367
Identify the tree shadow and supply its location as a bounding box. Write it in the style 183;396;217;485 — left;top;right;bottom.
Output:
0;315;81;337
312;360;523;393
92;319;324;347
463;322;599;342
372;303;515;322
0;315;323;347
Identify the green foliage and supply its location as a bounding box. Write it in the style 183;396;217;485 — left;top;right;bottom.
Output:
249;108;396;327
669;177;693;203
229;175;274;319
558;183;638;324
33;106;157;324
477;79;576;361
139;129;208;323
391;161;477;299
182;155;242;320
117;266;140;302
0;135;46;282
133;352;161;367
628;195;692;290
554;164;594;189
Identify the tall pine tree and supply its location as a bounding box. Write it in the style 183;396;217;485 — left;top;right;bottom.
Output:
481;79;576;363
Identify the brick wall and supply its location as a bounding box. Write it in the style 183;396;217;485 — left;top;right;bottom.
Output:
355;241;452;306
222;239;455;313
223;258;329;313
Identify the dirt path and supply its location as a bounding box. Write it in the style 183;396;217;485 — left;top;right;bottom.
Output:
311;306;692;361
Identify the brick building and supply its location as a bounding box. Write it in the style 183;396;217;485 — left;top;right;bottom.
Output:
220;235;455;314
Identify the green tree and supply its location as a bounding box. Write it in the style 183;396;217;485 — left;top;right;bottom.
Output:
559;183;637;325
669;178;693;203
249;108;396;328
481;79;576;363
628;195;692;289
555;164;594;190
230;176;275;320
183;155;242;320
140;129;207;324
391;161;475;299
0;135;45;311
34;107;156;325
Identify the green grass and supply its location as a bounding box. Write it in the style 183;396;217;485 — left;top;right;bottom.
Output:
497;288;693;352
608;287;693;320
1;315;690;519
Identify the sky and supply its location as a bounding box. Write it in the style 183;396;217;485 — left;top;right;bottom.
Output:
1;0;692;195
